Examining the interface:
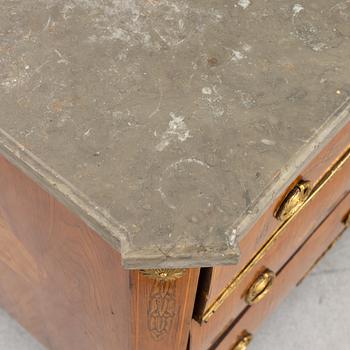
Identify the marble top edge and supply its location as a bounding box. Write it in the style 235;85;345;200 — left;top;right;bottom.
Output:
0;98;349;269
1;0;350;269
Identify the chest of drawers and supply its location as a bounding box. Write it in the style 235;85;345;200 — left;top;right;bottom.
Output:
1;1;350;349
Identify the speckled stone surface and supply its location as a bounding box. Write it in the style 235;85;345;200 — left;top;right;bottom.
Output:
0;0;350;268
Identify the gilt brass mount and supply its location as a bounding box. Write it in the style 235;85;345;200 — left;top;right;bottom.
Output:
231;332;253;350
140;269;186;281
245;269;275;305
275;181;312;221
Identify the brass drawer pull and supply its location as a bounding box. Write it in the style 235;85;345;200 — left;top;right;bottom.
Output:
231;332;253;350
275;181;312;221
245;269;275;305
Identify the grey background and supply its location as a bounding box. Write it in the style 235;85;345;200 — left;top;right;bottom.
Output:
0;229;349;350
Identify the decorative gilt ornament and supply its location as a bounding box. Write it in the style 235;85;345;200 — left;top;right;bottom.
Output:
245;269;275;305
275;181;312;221
140;269;186;281
232;332;253;350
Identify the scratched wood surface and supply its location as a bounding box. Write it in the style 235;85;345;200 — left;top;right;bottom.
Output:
0;154;132;350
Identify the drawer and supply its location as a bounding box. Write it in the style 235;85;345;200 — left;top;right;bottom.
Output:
192;152;350;349
190;191;350;350
193;126;350;323
199;146;350;324
196;121;350;316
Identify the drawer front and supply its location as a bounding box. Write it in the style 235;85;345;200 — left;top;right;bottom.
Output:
210;194;350;350
197;120;350;314
201;147;350;324
194;122;350;321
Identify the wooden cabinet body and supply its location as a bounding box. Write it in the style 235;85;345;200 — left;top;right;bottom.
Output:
1;1;350;349
0;153;199;350
0;125;349;350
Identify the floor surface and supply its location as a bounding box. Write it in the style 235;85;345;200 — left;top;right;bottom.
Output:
0;230;349;350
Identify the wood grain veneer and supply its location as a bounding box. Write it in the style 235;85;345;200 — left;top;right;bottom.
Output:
0;153;201;350
131;269;199;350
0;154;132;349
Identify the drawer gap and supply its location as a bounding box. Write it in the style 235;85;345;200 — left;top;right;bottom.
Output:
193;267;213;322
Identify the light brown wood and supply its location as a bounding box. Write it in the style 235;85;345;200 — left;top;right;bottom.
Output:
0;153;201;350
200;121;350;313
0;154;132;350
191;191;350;350
131;269;200;350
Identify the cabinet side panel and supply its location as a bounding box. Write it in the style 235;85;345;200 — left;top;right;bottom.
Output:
0;154;131;350
131;269;199;350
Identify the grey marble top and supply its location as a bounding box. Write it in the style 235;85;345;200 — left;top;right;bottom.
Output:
1;0;350;269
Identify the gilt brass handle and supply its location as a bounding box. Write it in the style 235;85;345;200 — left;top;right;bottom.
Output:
231;332;253;350
245;269;275;305
275;181;312;221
